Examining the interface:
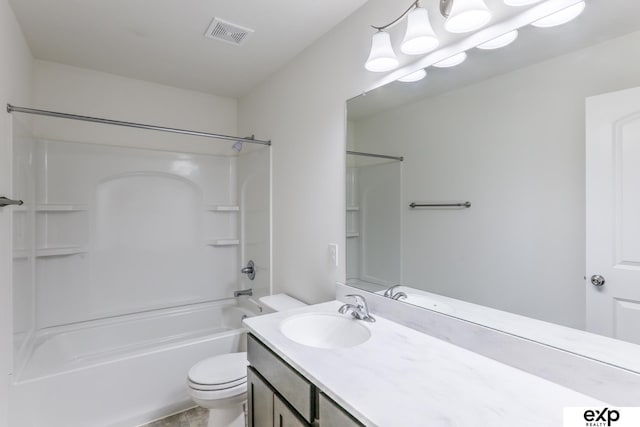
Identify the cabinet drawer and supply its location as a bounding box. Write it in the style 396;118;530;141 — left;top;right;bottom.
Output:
318;393;363;427
248;334;314;423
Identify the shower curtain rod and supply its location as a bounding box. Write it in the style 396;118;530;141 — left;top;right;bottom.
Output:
347;150;403;161
6;104;271;146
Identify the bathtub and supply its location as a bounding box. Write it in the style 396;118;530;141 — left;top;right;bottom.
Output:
9;299;257;427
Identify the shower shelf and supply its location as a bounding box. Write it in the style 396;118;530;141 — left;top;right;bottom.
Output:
346;206;360;211
204;205;240;212
36;204;89;212
36;247;88;257
206;239;240;246
346;232;360;238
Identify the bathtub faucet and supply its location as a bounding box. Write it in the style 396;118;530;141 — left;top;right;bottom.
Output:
234;288;253;297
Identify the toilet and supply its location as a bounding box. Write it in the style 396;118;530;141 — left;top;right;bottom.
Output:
187;294;306;427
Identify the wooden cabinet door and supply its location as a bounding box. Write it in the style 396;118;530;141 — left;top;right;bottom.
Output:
248;367;274;427
273;394;308;427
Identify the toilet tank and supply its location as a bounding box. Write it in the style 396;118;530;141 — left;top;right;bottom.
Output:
258;294;306;313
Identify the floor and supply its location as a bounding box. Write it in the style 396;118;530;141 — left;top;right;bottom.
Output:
142;407;208;427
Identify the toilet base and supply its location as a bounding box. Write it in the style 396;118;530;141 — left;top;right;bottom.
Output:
206;404;245;427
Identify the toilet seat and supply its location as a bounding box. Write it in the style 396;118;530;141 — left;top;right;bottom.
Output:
187;352;248;394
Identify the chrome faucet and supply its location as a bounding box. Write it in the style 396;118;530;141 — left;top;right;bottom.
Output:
338;294;375;322
234;288;253;297
383;285;407;301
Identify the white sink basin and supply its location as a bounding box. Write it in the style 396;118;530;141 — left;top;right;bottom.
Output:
279;313;371;349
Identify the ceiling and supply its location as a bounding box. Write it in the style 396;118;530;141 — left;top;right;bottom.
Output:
348;0;640;120
9;0;367;98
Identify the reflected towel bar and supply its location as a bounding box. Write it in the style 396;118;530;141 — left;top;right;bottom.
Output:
410;201;471;208
347;150;403;161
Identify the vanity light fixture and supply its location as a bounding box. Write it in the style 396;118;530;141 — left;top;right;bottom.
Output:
398;69;427;82
365;31;399;72
401;6;439;55
444;0;493;34
365;0;490;72
432;52;467;68
531;1;585;28
476;30;519;50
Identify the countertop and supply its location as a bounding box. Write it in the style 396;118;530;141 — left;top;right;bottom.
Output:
243;301;605;427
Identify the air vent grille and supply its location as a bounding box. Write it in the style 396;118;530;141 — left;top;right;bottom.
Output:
205;18;254;46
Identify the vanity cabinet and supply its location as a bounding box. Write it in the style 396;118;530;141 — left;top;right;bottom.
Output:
318;393;363;427
247;334;364;427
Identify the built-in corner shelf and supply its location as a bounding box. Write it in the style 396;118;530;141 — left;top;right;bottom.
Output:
346;206;360;212
205;205;240;212
36;204;89;212
346;232;360;238
206;239;240;246
36;247;88;257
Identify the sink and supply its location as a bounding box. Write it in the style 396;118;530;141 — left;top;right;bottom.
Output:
279;313;371;349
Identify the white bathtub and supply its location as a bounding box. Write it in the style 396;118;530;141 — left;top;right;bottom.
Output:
10;299;256;427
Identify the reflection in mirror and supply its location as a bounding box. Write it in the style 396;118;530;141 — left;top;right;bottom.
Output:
346;151;402;292
346;0;640;372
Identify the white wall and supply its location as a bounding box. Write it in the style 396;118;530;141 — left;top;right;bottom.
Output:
33;60;238;155
0;1;32;425
351;31;640;329
238;0;402;303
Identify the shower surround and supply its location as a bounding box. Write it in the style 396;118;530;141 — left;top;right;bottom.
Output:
10;137;270;426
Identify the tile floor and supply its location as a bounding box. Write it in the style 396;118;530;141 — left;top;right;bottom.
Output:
142;407;208;427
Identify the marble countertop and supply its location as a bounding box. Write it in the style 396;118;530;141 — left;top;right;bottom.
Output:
243;301;605;427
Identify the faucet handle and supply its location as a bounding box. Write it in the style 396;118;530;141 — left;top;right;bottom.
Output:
383;285;401;298
344;294;366;308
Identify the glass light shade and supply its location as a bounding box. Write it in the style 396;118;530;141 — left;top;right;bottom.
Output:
433;52;467;68
531;1;585;28
504;0;541;5
401;7;439;55
444;0;492;33
398;69;427;83
365;31;399;72
477;30;518;50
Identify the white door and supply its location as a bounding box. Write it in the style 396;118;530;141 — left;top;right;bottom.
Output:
586;86;640;345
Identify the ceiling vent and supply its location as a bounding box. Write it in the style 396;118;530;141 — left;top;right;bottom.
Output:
205;18;254;46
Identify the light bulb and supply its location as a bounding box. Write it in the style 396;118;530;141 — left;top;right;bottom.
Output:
531;1;585;28
433;52;467;68
401;7;439;55
445;0;492;33
477;30;518;50
365;31;399;72
398;69;427;83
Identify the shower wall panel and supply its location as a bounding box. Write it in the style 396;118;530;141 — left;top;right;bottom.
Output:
33;140;240;328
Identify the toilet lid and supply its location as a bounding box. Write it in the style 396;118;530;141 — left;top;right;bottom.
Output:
188;352;248;386
188;377;247;391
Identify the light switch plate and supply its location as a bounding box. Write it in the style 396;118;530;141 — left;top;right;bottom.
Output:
328;243;338;267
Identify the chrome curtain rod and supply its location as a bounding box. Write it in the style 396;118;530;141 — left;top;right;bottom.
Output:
347;150;403;161
6;104;271;146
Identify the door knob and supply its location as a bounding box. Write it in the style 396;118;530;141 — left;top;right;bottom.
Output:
590;275;605;287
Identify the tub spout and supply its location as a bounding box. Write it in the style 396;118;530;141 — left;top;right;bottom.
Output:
234;288;253;297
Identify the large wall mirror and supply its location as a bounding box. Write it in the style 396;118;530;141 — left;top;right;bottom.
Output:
345;0;640;373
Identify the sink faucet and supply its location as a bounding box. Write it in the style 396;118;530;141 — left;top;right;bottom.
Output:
338;294;375;323
383;285;407;301
234;288;253;297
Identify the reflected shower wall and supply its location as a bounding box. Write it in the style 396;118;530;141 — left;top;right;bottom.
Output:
12;135;270;381
346;154;402;291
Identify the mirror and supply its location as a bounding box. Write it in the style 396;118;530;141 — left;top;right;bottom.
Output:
345;0;640;372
